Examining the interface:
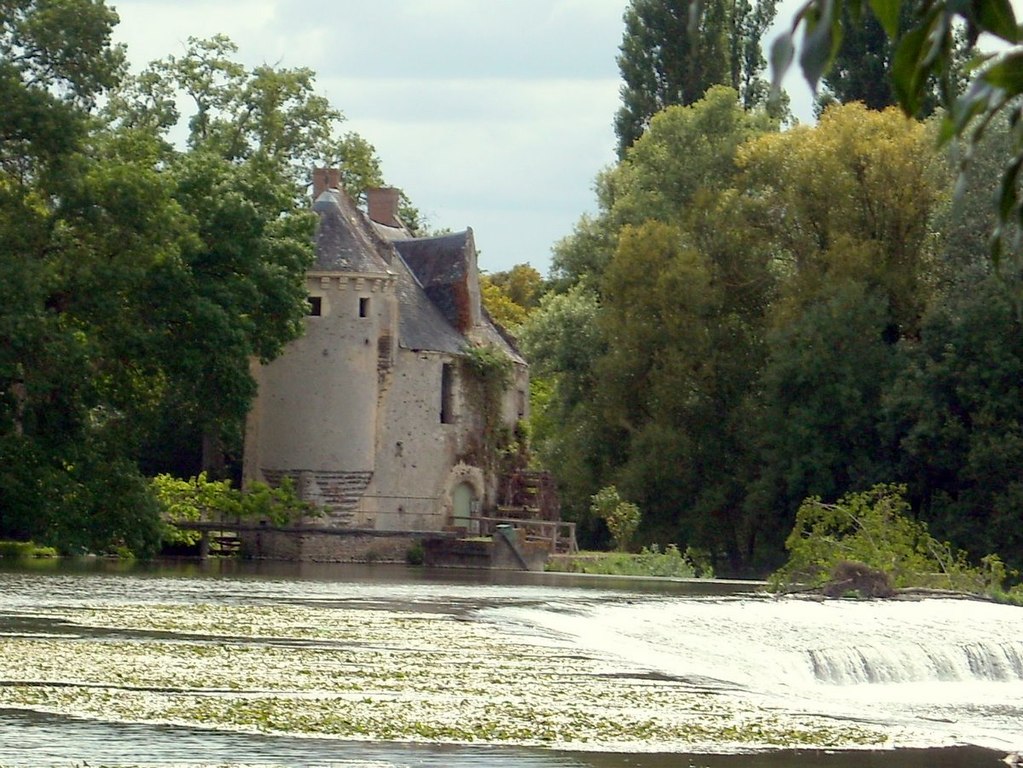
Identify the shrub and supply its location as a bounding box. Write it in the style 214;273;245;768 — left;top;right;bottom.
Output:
590;485;641;552
0;541;59;559
241;477;317;526
547;544;711;578
405;541;425;566
771;483;1008;595
152;473;318;547
0;541;36;559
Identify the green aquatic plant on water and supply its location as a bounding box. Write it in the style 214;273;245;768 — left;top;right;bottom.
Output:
0;602;884;750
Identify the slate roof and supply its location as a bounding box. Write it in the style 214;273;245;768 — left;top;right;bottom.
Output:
311;187;525;363
312;189;465;355
392;230;525;365
312;190;392;273
394;231;472;284
393;257;466;355
473;310;527;366
371;221;411;242
394;232;472;332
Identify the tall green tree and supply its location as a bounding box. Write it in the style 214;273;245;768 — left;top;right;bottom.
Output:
519;284;617;543
771;0;1021;259
138;151;315;475
737;102;943;337
108;36;406;474
610;86;777;227
817;7;899;112
746;281;901;568
815;5;972;117
533;89;776;564
0;16;390;553
614;0;777;156
596;180;776;570
0;0;184;554
886;276;1023;575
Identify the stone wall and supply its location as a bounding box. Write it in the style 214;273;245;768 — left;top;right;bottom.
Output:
239;529;417;563
423;535;549;571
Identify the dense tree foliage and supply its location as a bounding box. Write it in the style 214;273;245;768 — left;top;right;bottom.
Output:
888;277;1023;569
614;0;777;156
771;0;1022;261
528;84;1023;578
0;3;399;555
529;89;779;568
1;0;171;554
814;4;971;116
480;264;545;332
739;103;942;335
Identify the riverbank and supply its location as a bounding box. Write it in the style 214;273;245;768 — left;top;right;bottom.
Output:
546;545;709;578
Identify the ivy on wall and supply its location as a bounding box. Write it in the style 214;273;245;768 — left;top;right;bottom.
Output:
458;344;514;475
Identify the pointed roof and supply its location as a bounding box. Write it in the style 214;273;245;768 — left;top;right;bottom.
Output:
309;185;525;363
311;188;465;354
312;189;392;274
393;255;466;355
394;230;473;286
394;231;475;332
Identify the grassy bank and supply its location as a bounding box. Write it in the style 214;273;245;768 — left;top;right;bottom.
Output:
0;541;59;560
546;544;712;579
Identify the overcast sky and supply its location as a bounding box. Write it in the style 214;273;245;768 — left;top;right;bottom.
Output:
110;0;812;275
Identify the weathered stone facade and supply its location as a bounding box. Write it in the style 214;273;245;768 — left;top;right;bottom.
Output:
243;172;527;551
239;528;418;563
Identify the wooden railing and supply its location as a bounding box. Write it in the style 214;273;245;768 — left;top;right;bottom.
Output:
499;470;560;520
472;515;578;554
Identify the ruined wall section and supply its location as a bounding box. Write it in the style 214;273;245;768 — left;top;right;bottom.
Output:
366;348;464;531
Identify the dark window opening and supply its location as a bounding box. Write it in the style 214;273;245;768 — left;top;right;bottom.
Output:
359;297;370;318
440;363;454;424
308;296;322;316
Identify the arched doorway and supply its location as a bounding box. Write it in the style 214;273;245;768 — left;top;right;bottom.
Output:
451;482;477;531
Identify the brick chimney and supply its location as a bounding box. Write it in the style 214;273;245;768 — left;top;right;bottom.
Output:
312;168;341;200
367;187;401;227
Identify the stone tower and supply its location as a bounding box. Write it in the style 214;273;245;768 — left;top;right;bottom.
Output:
243;170;529;535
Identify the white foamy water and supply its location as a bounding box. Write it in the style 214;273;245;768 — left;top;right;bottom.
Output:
479;595;1023;752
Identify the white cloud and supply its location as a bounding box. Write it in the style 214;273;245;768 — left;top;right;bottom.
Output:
111;0;627;274
334;76;620;270
108;0;837;273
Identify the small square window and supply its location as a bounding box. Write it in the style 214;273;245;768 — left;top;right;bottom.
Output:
308;296;322;316
359;297;370;318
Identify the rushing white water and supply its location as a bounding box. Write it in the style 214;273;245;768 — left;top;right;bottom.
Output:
479;594;1023;753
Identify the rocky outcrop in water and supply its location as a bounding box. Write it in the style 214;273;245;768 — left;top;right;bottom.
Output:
821;560;895;598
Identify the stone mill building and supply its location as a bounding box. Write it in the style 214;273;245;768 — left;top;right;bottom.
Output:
242;170;536;558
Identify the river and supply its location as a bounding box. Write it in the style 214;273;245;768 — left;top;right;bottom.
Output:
0;559;1019;767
